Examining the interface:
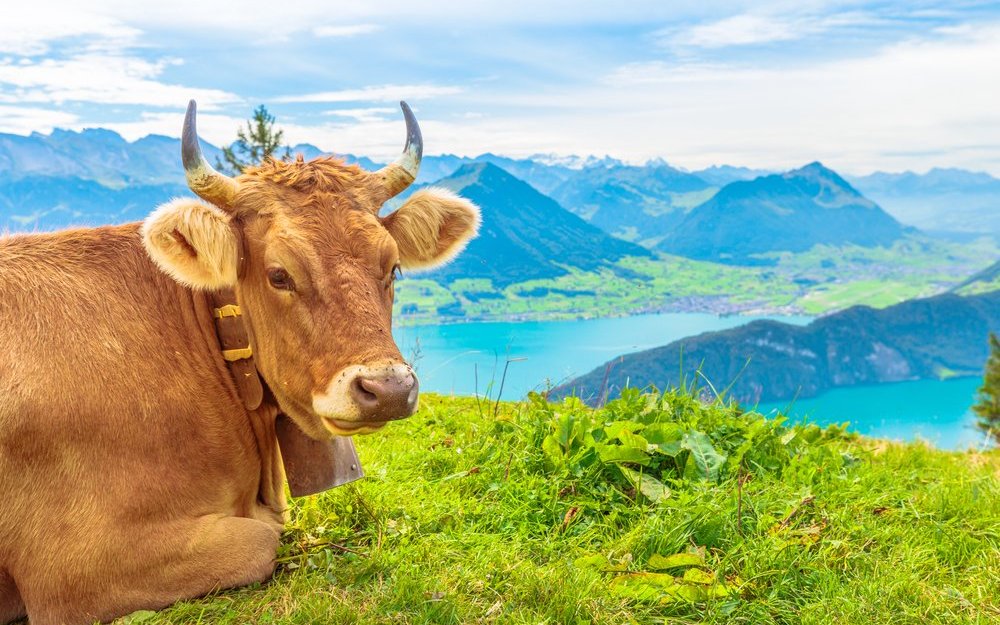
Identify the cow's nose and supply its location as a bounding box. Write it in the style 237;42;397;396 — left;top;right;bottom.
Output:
350;372;418;421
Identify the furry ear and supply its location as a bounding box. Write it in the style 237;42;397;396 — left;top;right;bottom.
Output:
142;198;239;289
382;187;480;270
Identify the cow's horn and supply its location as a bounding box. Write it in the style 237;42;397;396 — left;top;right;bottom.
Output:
374;101;423;202
182;100;238;210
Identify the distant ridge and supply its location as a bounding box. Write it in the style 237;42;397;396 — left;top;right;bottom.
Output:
0;128;217;186
422;162;651;287
953;259;1000;294
660;162;906;264
552;290;1000;405
549;162;714;245
690;164;770;186
849;168;1000;235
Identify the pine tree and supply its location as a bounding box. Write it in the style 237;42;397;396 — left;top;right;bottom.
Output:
215;105;291;175
973;332;1000;442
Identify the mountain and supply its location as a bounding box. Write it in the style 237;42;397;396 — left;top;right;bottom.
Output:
549;163;716;246
0;128;221;186
660;162;906;264
954;259;1000;295
421;163;651;287
690;165;770;186
553;290;1000;405
0;176;188;231
467;154;578;195
411;153;579;194
849;168;1000;235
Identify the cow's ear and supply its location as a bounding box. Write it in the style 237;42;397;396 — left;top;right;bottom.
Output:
382;187;480;270
142;198;239;289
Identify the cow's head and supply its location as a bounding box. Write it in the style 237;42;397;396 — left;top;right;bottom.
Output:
143;101;479;441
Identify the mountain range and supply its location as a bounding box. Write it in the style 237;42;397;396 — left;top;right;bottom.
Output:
418;163;650;287
2;127;998;266
552;289;1000;405
850;168;1000;236
547;162;715;246
0;129;215;186
660;162;907;264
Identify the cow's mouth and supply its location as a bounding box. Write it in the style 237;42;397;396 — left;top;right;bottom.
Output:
323;417;389;435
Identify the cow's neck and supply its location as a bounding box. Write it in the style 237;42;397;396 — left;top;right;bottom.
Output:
192;281;364;508
192;287;286;517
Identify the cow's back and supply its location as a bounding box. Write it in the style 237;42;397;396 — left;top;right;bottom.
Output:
0;224;266;572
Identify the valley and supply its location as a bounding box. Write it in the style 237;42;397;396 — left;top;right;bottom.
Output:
395;236;996;325
2;127;998;328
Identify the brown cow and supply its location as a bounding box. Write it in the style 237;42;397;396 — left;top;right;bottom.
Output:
0;101;479;625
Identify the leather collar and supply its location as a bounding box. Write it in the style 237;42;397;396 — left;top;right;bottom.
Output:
206;288;364;496
208;288;263;410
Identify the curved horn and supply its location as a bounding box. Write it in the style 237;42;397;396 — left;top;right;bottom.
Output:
182;100;238;210
374;101;423;201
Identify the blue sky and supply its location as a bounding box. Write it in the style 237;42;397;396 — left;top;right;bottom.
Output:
1;1;998;174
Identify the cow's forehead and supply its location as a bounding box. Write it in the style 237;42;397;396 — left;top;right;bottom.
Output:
240;157;371;194
233;158;381;215
250;193;396;270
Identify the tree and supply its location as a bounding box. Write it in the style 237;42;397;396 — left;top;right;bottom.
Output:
973;332;1000;442
215;105;291;175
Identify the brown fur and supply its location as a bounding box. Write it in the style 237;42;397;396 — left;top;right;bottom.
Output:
0;156;478;624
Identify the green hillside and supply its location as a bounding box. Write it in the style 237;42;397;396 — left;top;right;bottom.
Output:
117;391;999;624
954;259;1000;295
661;163;905;264
394;237;998;325
550;163;715;246
554;290;1000;405
422;163;651;288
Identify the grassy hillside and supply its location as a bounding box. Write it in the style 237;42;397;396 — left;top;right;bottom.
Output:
120;391;999;624
418;163;651;288
394;237;999;324
553;290;1000;405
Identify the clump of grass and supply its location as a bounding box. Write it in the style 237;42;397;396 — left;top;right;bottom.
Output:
122;390;1000;625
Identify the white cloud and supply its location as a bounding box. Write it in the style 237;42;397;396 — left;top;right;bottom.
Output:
664;11;877;48
275;115;569;162
0;8;139;55
275;84;462;104
0;1;736;39
1;1;995;177
0;105;79;134
591;21;1000;173
672;14;801;47
0;54;239;108
312;24;381;38
94;111;246;144
322;107;397;122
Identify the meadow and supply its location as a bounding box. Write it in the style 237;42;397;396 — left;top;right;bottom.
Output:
122;389;1000;624
394;237;1000;325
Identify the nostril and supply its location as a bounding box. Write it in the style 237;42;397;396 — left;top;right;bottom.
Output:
347;371;420;421
353;377;379;406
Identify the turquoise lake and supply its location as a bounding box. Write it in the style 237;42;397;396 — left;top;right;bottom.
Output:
758;377;984;450
394;313;984;450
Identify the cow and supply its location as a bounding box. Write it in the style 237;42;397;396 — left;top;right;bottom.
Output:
0;100;480;625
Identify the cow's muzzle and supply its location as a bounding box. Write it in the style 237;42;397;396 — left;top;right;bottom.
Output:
350;371;419;421
313;362;419;434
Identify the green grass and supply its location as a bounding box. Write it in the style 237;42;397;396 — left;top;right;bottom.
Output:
393;237;1000;325
796;280;933;314
120;390;1000;624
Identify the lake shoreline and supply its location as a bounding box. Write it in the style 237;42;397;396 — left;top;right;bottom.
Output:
758;376;984;450
395;296;812;328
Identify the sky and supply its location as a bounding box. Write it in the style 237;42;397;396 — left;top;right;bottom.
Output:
0;0;998;175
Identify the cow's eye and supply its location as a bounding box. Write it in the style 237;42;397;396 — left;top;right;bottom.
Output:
267;267;294;291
